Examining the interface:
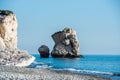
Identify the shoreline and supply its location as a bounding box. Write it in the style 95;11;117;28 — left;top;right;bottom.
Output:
0;66;111;80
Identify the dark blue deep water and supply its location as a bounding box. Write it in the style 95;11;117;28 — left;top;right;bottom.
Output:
31;54;120;80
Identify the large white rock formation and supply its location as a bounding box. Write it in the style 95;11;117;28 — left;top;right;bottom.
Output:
0;10;35;67
0;10;17;49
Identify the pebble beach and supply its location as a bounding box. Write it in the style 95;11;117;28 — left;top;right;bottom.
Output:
0;66;111;80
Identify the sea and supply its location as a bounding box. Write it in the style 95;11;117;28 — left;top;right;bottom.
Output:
30;54;120;80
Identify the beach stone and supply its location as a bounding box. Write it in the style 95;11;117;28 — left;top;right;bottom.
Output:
0;10;35;67
51;28;82;58
38;45;49;58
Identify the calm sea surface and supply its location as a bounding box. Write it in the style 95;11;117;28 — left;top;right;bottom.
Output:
31;54;120;80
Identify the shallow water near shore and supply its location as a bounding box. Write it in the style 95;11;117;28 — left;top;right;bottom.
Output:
31;54;120;80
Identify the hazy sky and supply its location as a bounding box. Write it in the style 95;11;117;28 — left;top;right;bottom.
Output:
0;0;120;55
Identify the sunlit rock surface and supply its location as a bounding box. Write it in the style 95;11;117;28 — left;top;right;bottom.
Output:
0;10;35;67
51;28;82;58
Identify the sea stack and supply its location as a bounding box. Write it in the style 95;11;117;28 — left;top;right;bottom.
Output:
38;45;50;58
0;10;35;67
51;28;81;58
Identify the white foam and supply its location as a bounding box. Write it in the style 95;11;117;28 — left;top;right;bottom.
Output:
32;61;114;76
35;64;53;69
53;68;113;76
33;61;45;65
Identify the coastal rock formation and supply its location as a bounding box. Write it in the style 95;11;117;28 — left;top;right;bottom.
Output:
51;28;81;58
0;10;35;67
0;10;17;49
0;48;35;66
38;45;49;58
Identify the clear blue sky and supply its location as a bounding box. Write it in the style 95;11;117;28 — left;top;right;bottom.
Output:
0;0;120;55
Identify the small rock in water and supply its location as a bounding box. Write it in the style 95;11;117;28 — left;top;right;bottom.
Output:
38;45;49;58
51;28;82;58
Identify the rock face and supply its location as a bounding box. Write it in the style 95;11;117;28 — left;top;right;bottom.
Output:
51;28;80;58
0;10;17;49
0;37;5;48
38;45;49;58
0;10;35;67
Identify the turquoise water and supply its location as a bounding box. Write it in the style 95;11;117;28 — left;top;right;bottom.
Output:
31;54;120;80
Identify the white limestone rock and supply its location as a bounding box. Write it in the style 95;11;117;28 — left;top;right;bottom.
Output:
0;37;5;48
0;48;35;67
0;10;17;49
0;10;35;67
